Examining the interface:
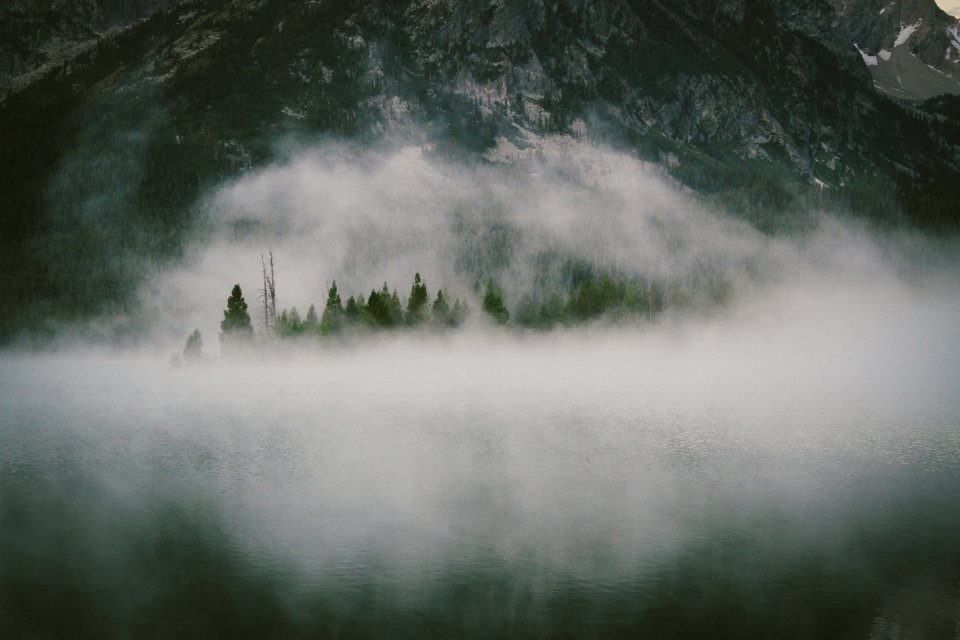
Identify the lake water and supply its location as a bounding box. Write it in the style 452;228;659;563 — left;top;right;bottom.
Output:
2;318;960;638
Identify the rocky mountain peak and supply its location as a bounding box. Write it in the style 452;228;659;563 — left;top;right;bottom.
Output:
833;0;960;99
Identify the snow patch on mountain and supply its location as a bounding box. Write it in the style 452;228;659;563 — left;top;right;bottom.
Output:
895;20;922;47
856;44;879;65
949;24;960;51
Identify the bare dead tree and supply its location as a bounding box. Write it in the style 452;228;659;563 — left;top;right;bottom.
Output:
260;254;269;333
268;250;277;329
259;251;278;334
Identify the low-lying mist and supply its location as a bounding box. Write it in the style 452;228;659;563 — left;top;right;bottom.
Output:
115;140;956;354
121;142;821;344
3;272;960;635
3;140;960;637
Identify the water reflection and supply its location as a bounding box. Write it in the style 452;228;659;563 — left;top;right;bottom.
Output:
1;340;958;639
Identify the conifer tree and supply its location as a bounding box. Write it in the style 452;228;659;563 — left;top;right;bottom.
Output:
344;296;359;325
304;304;319;334
183;329;203;362
451;298;468;327
354;294;374;327
320;281;344;336
432;288;450;326
278;306;304;337
289;307;303;334
481;279;509;325
389;288;403;326
220;284;253;342
406;273;429;325
366;287;391;328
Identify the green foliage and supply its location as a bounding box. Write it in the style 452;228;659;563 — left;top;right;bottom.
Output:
389;287;404;326
303;304;319;334
4;0;960;346
211;267;709;348
432;289;451;326
512;272;670;330
319;281;344;336
220;284;253;340
278;306;304;337
365;287;391;328
363;283;404;329
182;329;203;362
406;273;429;325
481;279;509;325
344;296;361;323
451;298;469;327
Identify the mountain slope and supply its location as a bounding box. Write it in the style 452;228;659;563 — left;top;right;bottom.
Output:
791;0;960;100
1;0;958;340
0;0;175;100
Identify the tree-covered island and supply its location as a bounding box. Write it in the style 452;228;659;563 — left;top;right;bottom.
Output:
178;258;733;361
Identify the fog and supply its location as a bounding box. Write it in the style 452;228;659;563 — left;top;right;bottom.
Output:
3;141;960;637
137;142;783;343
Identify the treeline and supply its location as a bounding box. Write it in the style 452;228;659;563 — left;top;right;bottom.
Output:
190;273;480;362
176;268;694;363
276;274;472;339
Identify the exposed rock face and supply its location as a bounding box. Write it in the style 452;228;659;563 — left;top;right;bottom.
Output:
0;0;173;99
786;0;960;100
3;0;958;201
1;0;959;338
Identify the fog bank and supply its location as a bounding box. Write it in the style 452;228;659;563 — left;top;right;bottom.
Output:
3;140;960;638
130;141;960;349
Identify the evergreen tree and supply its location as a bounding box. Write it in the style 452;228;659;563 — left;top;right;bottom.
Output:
220;284;253;343
354;294;374;328
432;288;450;326
389;288;404;326
539;292;566;328
572;279;601;320
303;304;319;334
481;279;509;325
289;307;303;334
366;287;391;328
406;273;429;325
320;281;344;336
344;296;360;325
183;329;203;362
451;298;468;327
278;306;304;337
514;295;539;328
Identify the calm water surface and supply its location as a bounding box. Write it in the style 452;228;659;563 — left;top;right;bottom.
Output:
1;338;959;639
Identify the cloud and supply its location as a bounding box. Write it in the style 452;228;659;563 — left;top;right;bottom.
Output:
135;140;795;344
4;137;960;634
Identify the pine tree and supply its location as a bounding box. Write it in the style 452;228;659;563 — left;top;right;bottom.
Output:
183;329;203;362
389;288;403;326
344;296;360;325
481;279;509;325
320;281;344;336
354;294;374;328
432;288;450;326
366;287;391;328
303;304;319;334
278;306;304;337
220;284;253;342
406;273;429;325
514;295;539;328
451;298;468;327
289;307;303;334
